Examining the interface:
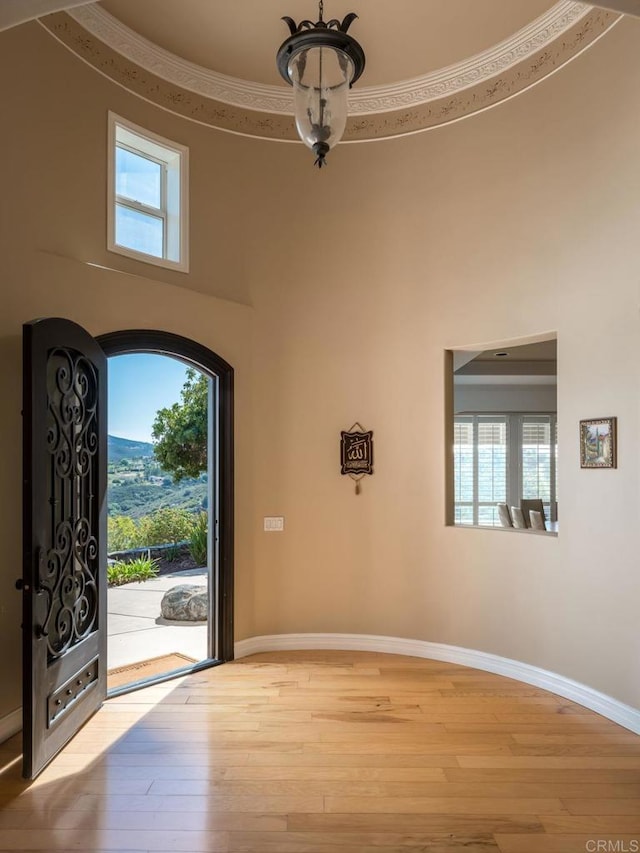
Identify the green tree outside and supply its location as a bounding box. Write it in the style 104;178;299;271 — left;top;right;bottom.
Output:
152;368;208;481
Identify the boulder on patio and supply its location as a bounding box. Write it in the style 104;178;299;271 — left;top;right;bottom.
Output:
160;584;208;621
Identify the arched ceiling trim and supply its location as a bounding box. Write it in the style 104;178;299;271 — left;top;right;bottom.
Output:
65;2;592;116
39;4;620;142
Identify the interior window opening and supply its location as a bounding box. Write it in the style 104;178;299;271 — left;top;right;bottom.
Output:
448;337;558;534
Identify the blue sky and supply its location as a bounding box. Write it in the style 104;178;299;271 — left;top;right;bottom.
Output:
108;354;189;443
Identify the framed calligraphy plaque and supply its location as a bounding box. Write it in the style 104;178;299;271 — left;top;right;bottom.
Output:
340;423;374;494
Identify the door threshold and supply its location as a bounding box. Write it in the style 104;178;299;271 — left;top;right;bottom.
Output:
106;657;223;699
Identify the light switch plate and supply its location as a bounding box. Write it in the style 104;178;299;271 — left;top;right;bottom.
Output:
264;516;284;531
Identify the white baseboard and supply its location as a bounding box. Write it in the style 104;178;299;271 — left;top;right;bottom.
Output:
4;637;638;744
0;708;21;746
234;633;640;735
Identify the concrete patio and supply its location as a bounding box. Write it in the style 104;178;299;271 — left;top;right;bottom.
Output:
107;568;209;670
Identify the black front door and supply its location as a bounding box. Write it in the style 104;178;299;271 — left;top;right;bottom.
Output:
21;318;107;779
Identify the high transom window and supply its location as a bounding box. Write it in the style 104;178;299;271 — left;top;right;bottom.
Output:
108;113;189;272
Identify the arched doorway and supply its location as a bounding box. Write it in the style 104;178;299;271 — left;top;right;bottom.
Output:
17;318;234;779
21;318;233;778
98;330;234;685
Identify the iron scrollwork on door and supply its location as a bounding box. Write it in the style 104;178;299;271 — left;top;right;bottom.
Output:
40;348;100;660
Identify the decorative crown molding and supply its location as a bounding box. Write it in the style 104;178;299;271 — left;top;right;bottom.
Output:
68;2;594;115
40;4;620;141
67;4;293;115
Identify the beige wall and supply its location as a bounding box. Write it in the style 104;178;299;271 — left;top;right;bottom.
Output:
0;23;257;718
248;16;640;710
1;16;639;723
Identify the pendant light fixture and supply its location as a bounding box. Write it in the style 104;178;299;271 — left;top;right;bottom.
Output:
277;0;365;168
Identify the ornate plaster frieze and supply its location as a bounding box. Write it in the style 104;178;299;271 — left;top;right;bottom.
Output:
67;4;293;115
39;4;620;141
345;7;619;140
66;2;594;114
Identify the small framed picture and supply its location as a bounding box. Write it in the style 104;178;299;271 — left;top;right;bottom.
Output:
580;417;617;468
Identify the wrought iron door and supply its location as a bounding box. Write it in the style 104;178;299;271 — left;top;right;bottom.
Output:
21;318;107;779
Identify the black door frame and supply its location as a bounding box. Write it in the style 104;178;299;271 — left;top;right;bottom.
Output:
98;330;234;670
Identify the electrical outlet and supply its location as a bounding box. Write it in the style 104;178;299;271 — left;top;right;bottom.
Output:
264;516;284;532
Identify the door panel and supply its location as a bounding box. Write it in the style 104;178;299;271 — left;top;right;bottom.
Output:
22;318;107;779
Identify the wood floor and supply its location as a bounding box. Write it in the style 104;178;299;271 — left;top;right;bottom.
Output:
0;650;638;852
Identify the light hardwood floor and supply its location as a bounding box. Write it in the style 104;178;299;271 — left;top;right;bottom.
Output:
0;650;639;852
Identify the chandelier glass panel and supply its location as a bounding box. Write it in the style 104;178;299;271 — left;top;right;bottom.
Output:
277;1;365;168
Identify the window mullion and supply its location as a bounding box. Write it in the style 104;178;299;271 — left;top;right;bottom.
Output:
550;415;557;522
115;195;166;221
161;162;168;258
472;417;479;526
510;415;521;509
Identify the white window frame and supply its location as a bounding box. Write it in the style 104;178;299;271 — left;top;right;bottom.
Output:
107;112;189;273
454;415;509;526
518;414;558;522
454;412;558;527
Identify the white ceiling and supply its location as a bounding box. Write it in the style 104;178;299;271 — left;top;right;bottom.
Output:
454;339;557;385
473;340;557;362
0;0;88;32
98;0;554;87
3;0;640;40
9;1;624;141
593;0;640;13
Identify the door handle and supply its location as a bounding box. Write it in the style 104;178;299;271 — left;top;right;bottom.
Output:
15;578;31;592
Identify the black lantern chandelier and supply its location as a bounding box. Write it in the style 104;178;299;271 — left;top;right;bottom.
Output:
277;0;365;168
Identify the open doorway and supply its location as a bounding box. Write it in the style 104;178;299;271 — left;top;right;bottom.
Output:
105;353;210;689
21;319;233;778
98;330;234;694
